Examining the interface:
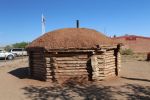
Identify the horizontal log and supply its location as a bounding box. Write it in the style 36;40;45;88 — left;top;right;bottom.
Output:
33;66;45;69
96;75;105;77
104;70;116;74
106;72;116;76
55;59;88;62
98;68;115;72
105;56;115;59
105;52;114;54
105;62;115;66
46;76;88;80
33;69;46;73
46;70;55;73
46;67;55;70
55;57;88;61
33;72;46;75
45;57;51;60
31;55;44;57
97;57;105;59
57;66;86;70
55;69;87;73
46;73;55;76
46;61;51;63
31;60;45;63
32;63;45;67
106;50;114;52
105;65;115;68
46;76;53;79
97;61;104;64
105;60;115;63
54;73;88;76
56;61;87;64
57;64;87;67
105;66;115;69
31;52;43;54
46;69;87;73
46;63;52;67
53;75;88;79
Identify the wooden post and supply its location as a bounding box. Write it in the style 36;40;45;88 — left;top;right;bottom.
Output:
115;44;121;76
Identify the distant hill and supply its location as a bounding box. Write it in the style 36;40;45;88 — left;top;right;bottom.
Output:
113;35;150;53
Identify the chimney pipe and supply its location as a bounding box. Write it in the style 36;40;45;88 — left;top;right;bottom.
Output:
76;20;79;28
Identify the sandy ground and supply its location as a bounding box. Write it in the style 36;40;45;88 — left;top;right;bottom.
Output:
0;56;150;100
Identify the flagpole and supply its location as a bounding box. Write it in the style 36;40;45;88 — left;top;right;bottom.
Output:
42;14;46;34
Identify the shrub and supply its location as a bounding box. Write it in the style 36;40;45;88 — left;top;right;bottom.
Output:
120;49;134;55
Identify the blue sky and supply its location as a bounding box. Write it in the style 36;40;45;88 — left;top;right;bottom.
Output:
0;0;150;46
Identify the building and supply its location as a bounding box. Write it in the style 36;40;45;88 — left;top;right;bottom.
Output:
113;35;150;53
26;28;121;83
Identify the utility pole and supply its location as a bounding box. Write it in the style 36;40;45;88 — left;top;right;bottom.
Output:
42;14;46;34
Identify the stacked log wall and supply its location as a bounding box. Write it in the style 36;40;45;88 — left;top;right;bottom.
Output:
104;50;116;77
45;53;90;82
91;49;118;81
28;48;121;82
29;51;46;80
91;52;106;81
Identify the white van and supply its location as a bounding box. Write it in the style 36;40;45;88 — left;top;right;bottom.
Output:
9;48;27;56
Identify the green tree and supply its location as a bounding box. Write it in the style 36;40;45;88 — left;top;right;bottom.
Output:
12;42;29;48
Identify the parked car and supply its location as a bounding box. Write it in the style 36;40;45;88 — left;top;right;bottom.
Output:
0;49;15;60
9;48;27;56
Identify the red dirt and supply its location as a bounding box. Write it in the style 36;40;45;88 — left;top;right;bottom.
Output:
27;28;114;50
113;35;150;53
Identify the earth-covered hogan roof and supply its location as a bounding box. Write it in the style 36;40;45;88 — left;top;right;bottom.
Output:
27;28;115;50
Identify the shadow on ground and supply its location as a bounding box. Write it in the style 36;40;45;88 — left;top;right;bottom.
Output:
22;81;150;100
8;67;150;99
121;76;150;82
8;67;30;79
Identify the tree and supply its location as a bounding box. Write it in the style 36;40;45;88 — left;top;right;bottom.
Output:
4;42;29;51
12;42;29;48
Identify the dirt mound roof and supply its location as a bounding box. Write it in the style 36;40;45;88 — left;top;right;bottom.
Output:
27;28;114;50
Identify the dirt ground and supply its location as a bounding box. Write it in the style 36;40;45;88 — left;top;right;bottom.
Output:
0;56;150;100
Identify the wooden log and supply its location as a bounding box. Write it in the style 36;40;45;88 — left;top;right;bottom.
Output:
32;63;45;66
56;60;87;64
55;73;88;76
46;69;87;73
57;66;86;70
31;60;45;63
33;72;46;75
33;68;45;73
105;59;115;63
105;56;115;59
55;69;87;73
46;76;53;79
55;57;88;61
105;62;115;66
105;66;115;69
45;57;51;60
56;64;87;67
